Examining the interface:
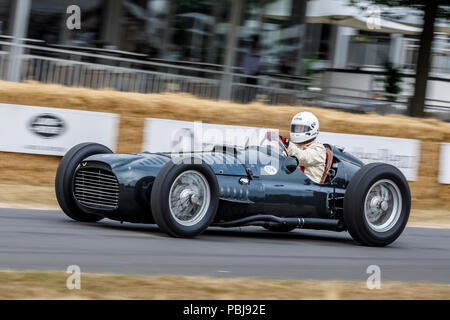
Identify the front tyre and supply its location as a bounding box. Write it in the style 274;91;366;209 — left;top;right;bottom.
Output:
343;163;411;247
151;159;219;237
55;143;112;222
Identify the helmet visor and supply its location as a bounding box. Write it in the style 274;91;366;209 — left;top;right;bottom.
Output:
291;124;311;133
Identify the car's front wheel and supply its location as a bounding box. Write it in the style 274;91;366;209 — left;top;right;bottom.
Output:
55;143;112;222
151;158;219;237
343;163;411;246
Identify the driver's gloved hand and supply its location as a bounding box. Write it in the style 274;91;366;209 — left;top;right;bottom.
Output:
279;135;290;148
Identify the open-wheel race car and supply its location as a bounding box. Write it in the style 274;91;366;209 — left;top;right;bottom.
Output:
55;138;411;247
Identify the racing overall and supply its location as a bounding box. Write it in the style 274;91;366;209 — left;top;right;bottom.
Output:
286;139;326;184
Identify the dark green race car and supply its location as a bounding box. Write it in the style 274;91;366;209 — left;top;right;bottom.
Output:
55;140;410;247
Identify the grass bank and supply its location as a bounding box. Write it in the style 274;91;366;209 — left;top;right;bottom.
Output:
1;271;449;300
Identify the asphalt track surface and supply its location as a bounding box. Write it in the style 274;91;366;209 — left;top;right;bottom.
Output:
1;208;449;283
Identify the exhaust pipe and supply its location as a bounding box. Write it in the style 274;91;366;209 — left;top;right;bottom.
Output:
213;215;345;231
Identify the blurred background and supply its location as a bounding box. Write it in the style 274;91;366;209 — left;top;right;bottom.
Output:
0;0;449;119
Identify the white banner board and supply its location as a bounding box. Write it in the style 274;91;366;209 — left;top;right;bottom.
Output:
438;143;450;184
0;103;120;156
319;131;420;181
143;118;421;181
143;118;276;153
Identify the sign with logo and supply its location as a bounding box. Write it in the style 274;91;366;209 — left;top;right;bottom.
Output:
0;103;120;156
319;132;420;181
29;114;66;138
438;143;450;184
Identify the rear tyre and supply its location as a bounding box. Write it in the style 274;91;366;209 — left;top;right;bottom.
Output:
55;143;112;222
343;163;410;247
151;158;219;237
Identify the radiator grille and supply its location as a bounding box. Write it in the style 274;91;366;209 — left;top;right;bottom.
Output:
74;168;119;209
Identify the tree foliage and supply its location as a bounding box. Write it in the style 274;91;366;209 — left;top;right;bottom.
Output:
383;61;402;102
349;0;449;117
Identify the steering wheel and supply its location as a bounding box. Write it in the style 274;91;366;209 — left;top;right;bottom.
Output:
278;139;289;157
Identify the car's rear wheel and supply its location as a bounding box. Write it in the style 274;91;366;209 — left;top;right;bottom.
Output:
55;143;112;222
151;158;219;237
343;163;410;247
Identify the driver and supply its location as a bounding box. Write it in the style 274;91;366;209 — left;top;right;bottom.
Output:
280;112;326;184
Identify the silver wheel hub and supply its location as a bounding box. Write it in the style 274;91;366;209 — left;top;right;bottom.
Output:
190;194;200;205
168;170;211;227
364;179;402;233
380;200;389;211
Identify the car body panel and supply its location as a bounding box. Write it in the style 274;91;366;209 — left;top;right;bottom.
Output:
77;145;364;223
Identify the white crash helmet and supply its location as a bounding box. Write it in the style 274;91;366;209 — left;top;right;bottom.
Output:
290;112;319;144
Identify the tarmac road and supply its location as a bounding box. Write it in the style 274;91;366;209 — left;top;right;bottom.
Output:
1;208;449;283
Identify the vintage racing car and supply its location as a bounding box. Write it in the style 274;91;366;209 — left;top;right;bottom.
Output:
55;139;411;247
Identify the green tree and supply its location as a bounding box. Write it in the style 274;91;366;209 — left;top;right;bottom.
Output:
352;0;450;117
383;61;402;102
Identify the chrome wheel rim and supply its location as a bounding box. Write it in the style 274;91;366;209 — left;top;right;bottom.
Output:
364;179;402;233
168;170;211;227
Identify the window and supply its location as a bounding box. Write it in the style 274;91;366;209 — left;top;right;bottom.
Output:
27;0;102;46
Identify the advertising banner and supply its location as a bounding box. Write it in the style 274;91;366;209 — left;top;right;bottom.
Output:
438;143;450;184
319;131;420;181
0;103;120;156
